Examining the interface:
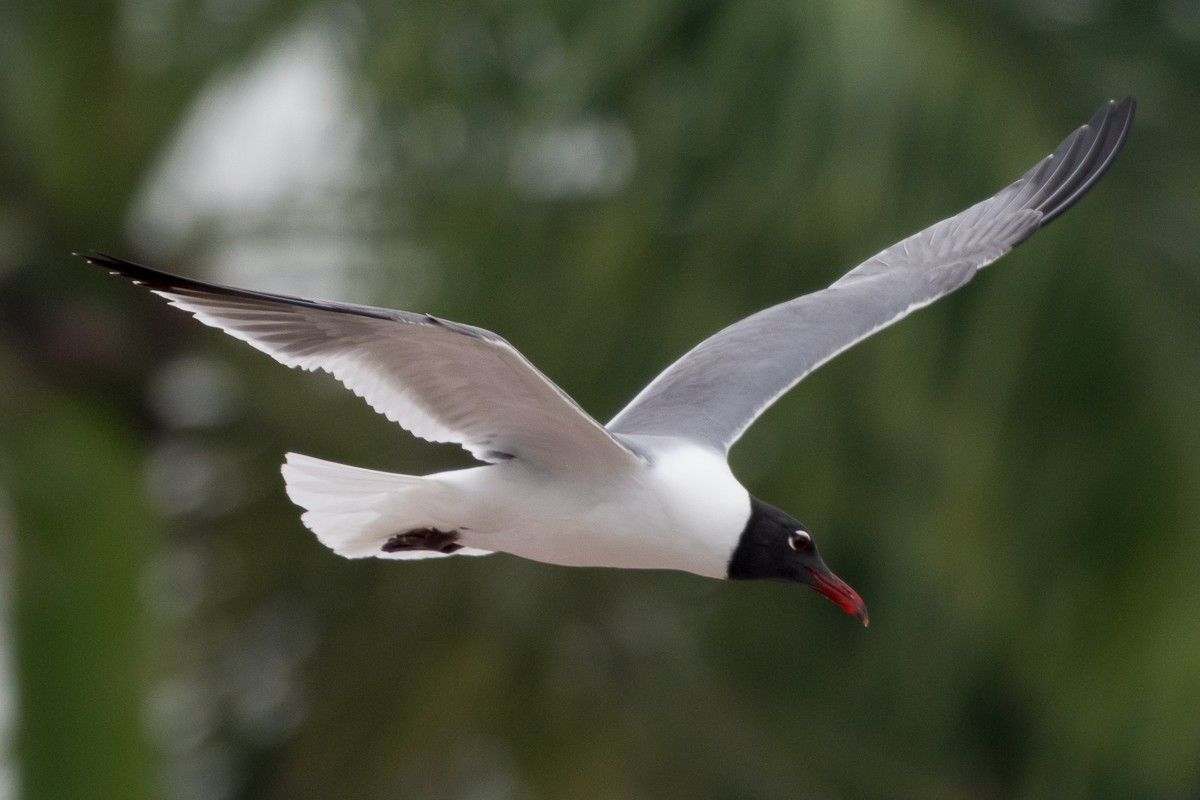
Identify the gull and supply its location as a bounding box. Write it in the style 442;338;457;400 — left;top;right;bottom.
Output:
82;97;1133;625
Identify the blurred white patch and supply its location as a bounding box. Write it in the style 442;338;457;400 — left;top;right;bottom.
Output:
148;355;243;430
129;20;364;241
218;599;314;747
509;120;636;199
146;676;219;754
164;742;236;800
142;541;211;623
126;16;415;304
145;595;315;798
142;440;243;517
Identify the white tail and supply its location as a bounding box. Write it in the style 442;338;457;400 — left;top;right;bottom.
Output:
281;453;491;560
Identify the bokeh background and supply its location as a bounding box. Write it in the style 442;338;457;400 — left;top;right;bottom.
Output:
1;1;1198;798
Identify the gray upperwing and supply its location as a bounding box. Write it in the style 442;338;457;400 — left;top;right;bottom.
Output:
84;254;643;475
608;97;1134;452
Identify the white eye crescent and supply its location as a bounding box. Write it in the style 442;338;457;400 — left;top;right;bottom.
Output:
788;531;812;552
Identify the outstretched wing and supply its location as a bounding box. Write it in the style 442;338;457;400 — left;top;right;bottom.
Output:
85;254;642;475
608;97;1134;452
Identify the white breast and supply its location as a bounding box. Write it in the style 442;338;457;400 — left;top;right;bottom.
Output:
440;441;750;578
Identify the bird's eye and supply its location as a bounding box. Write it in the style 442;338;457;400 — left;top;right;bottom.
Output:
788;531;812;552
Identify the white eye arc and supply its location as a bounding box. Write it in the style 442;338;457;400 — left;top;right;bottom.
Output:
788;531;812;552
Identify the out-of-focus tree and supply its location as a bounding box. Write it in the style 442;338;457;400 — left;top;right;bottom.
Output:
1;1;1198;799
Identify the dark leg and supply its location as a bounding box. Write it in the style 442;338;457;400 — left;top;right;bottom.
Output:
382;527;462;554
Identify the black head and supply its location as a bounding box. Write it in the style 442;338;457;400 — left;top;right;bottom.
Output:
727;497;868;625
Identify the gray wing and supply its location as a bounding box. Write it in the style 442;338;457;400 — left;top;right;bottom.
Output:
608;97;1135;452
84;254;642;475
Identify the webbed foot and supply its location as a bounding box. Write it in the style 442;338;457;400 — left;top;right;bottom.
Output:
381;527;462;554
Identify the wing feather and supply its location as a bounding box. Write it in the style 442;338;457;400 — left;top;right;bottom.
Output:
84;254;641;474
608;98;1134;451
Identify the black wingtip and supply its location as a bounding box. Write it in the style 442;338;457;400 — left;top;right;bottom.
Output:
76;250;146;276
73;250;433;326
1035;96;1135;227
74;250;118;267
75;250;210;293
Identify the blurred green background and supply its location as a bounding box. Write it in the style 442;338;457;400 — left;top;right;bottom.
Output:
1;0;1198;798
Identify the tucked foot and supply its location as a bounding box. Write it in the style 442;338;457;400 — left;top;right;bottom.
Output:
382;527;462;554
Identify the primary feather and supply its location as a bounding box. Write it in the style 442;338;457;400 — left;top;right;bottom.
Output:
79;254;641;476
607;97;1134;452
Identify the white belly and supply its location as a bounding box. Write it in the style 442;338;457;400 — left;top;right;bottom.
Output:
434;443;751;579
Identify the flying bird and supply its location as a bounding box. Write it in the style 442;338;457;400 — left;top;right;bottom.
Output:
83;97;1134;625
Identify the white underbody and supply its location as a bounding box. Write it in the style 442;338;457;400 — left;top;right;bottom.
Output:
282;441;750;579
